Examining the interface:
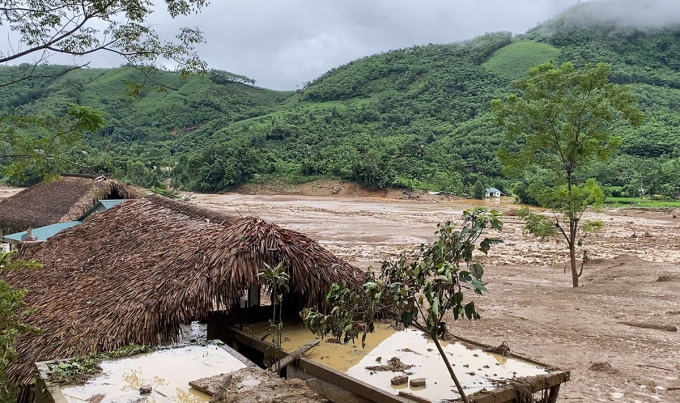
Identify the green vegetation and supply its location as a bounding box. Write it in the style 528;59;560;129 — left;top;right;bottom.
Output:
483;41;561;81
492;62;642;287
605;197;680;208
473;181;485;200
0;1;679;203
149;186;195;202
0;252;41;400
48;345;152;385
302;208;503;403
0;0;210;182
257;262;290;373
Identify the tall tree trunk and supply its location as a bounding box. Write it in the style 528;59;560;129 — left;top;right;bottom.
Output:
569;239;579;287
567;172;579;288
432;336;468;403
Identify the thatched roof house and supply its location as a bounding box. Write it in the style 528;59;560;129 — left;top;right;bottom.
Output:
2;195;363;386
0;174;140;236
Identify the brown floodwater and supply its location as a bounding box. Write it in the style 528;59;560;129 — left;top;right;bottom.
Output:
243;322;396;372
245;323;550;402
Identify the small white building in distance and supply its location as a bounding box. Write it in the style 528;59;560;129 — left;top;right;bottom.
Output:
485;187;502;198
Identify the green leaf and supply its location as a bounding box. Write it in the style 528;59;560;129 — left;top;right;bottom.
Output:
432;298;440;318
464;302;476;320
471;279;487;295
470;263;484;280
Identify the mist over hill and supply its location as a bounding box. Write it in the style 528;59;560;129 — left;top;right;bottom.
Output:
1;0;679;199
546;0;680;30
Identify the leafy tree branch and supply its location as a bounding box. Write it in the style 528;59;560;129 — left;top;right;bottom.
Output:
302;208;503;403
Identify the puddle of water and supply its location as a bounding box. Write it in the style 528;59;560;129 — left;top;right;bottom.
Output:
60;345;247;403
345;329;549;402
243;322;396;372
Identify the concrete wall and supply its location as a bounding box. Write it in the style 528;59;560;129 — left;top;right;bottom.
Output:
287;365;372;403
34;362;68;403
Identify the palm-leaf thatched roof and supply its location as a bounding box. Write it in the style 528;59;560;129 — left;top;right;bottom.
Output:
0;174;141;235
2;195;363;386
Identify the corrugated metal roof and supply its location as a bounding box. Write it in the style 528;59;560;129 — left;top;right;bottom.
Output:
99;199;127;209
4;221;83;242
77;199;129;221
3;199;129;243
486;187;502;193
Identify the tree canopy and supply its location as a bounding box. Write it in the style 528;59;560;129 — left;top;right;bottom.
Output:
492;62;643;183
0;2;678;201
0;0;208;86
492;62;642;287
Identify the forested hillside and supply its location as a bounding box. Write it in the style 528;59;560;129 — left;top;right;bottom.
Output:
2;1;679;198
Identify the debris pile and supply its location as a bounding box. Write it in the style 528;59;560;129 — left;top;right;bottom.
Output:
209;367;329;403
365;357;414;372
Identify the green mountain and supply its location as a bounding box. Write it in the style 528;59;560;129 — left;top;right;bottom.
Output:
2;1;680;197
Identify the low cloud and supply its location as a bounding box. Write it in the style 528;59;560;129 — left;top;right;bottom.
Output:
3;1;679;90
561;0;680;29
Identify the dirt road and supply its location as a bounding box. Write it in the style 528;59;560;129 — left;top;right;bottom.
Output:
2;185;679;402
192;191;680;403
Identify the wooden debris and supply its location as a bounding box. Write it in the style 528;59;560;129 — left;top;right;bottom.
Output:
272;339;319;372
366;357;414;372
85;394;105;403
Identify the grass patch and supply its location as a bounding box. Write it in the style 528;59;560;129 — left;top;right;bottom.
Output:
605;197;680;208
483;41;561;82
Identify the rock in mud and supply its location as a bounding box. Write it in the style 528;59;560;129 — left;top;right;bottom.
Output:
589;362;618;374
410;378;426;388
139;385;152;395
391;375;408;386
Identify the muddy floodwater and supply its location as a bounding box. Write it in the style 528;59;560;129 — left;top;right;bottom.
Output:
60;345;247;403
347;329;548;401
190;190;680;403
248;324;549;402
244;322;395;372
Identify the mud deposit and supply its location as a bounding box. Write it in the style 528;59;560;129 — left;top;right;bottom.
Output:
209;366;329;403
189;191;680;403
3;185;679;402
60;345;247;403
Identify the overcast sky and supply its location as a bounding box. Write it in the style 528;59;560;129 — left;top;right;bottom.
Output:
9;0;680;90
154;0;580;89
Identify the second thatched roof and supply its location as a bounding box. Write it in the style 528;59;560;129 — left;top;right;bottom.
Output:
0;174;141;235
2;195;364;386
